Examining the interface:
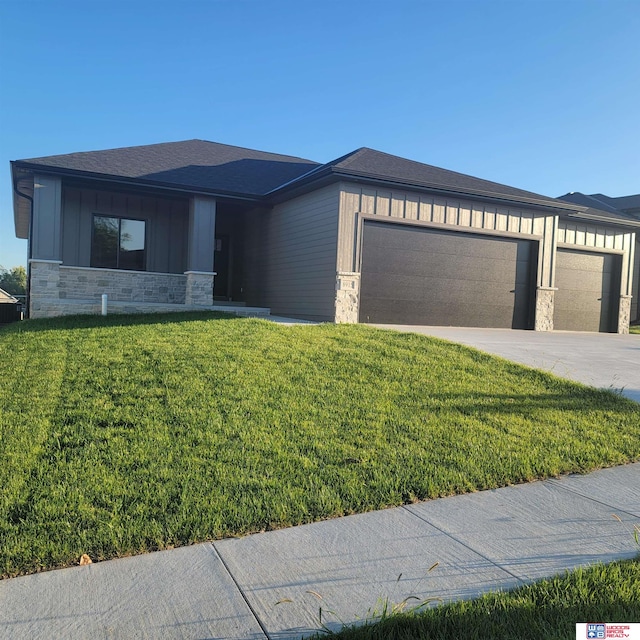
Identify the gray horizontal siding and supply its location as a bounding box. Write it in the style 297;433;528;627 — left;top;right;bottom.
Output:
62;187;189;274
258;184;340;321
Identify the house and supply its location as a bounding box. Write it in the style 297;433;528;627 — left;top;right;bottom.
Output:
0;288;21;324
557;192;640;324
11;140;639;333
0;288;18;303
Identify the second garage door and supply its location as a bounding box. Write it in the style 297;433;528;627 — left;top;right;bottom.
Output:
554;248;621;333
359;221;537;329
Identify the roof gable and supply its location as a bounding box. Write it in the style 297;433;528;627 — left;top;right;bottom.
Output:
277;147;582;212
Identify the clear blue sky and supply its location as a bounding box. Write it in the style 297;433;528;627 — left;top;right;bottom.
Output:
1;0;639;269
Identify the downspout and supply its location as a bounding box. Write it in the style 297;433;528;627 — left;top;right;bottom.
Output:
12;174;34;318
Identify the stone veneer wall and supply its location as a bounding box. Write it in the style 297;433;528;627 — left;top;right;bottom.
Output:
534;287;555;331
618;295;631;335
185;272;215;306
59;266;186;304
335;272;360;323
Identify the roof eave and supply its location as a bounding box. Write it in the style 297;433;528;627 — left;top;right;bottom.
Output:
270;165;584;214
10;161;267;203
563;211;640;230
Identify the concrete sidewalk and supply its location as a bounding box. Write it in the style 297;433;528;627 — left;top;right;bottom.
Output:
1;463;638;640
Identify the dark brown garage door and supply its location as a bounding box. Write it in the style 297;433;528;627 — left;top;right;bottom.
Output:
554;249;621;333
359;221;536;328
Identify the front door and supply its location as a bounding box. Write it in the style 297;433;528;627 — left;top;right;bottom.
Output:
213;236;230;300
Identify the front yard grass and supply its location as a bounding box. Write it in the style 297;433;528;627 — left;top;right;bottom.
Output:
630;324;640;335
318;558;640;640
1;313;639;578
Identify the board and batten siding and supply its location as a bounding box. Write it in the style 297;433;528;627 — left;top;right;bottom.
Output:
337;183;557;288
62;187;189;274
556;220;635;297
257;184;340;321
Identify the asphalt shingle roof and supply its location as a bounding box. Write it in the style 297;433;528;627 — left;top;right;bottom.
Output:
557;192;640;224
284;147;571;208
16;139;320;197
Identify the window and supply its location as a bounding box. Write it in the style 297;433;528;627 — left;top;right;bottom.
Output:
91;216;146;270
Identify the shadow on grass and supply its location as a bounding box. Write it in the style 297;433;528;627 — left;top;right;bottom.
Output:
0;310;246;333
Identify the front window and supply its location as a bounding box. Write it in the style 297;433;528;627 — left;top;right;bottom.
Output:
91;216;146;270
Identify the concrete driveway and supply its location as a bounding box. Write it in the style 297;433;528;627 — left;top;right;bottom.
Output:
374;326;640;404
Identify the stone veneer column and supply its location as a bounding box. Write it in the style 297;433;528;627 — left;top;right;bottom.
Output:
335;271;360;323
534;287;556;331
618;295;632;334
29;259;62;319
185;271;215;306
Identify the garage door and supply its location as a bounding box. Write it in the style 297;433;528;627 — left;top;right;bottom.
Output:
554;249;621;333
359;221;536;329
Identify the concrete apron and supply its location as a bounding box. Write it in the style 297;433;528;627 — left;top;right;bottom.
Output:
373;326;640;404
0;464;638;640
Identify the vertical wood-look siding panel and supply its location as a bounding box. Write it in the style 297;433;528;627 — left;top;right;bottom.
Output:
484;206;496;231
405;195;419;220
375;192;391;217
495;207;509;232
507;212;520;233
471;205;484;230
418;197;433;222
432;198;446;224
337;186;361;273
520;213;533;236
459;205;471;228
62;188;81;265
265;183;340;321
445;202;459;225
390;194;405;219
361;188;376;215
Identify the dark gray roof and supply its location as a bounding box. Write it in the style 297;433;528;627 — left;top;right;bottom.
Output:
558;192;640;225
278;147;581;211
557;192;622;213
14;139;320;198
607;194;640;213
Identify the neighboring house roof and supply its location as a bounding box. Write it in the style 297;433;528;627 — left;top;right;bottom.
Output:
0;288;18;303
558;192;640;226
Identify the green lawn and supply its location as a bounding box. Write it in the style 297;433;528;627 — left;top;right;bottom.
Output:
630;325;640;335
1;313;639;578
318;558;640;640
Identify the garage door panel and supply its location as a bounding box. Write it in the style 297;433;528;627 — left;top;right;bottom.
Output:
364;226;529;262
554;249;621;333
361;297;522;327
370;273;525;304
364;250;530;285
359;222;535;329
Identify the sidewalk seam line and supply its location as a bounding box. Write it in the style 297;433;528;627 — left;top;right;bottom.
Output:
546;480;639;518
209;542;271;640
401;505;527;585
